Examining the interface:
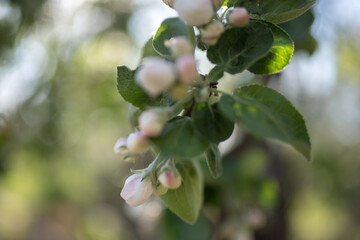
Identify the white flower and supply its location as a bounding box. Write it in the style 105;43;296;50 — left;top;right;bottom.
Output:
158;169;182;189
135;57;176;97
174;0;214;26
164;36;193;57
176;54;198;84
138;110;167;137
227;7;250;27
120;174;153;207
127;132;150;154
200;21;224;45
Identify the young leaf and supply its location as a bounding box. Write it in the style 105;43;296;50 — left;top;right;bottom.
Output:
218;85;311;160
228;0;316;24
207;21;273;81
205;144;222;178
248;21;294;75
117;66;173;109
161;160;203;224
150;117;209;158
141;37;161;59
153;18;195;57
193;103;234;143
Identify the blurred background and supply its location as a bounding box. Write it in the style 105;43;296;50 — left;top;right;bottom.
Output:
0;0;360;239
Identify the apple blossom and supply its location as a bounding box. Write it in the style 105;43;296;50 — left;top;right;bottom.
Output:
158;169;182;189
113;138;137;163
120;174;153;207
174;0;214;26
227;7;250;27
200;21;224;45
138;110;167;137
164;36;193;57
127;132;150;154
135;57;176;97
176;54;198;84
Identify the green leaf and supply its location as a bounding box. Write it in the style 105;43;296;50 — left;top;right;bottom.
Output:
150;117;209;158
218;85;311;160
228;0;316;24
205;144;222;178
207;21;273;81
193;103;234;143
161;160;203;224
141;37;161;59
117;66;173;109
248;21;294;75
153;17;195;57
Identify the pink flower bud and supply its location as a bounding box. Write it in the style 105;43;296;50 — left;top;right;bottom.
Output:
176;54;198;84
138;110;167;137
162;0;174;8
127;132;150;154
120;174;153;207
164;36;193;57
174;0;214;26
158;169;182;189
200;21;224;45
227;7;250;27
114;138;127;154
135;57;176;97
114;138;137;163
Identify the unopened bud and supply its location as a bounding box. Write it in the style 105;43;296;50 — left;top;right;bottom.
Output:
227;7;250;27
176;54;198;84
200;21;224;45
164;36;193;57
113;138;137;163
127;132;150;154
154;184;168;196
120;174;153;207
135;57;176;97
162;0;174;8
138;110;167;137
158;169;182;189
174;0;214;26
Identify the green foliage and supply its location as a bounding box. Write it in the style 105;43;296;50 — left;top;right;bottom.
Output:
248;21;294;74
205;144;222;178
141;37;161;59
193;103;234;143
218;85;311;160
150;117;209;158
161;160;203;224
153;18;195;58
228;0;316;23
207;21;273;82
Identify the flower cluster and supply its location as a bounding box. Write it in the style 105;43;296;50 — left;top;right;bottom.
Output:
115;0;250;208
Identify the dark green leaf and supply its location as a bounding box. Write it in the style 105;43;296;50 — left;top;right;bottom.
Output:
207;21;273;80
248;21;294;75
228;0;316;23
193;103;234;143
117;66;174;109
218;85;311;160
153;18;195;57
205;144;222;178
150;117;209;158
161;160;203;224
